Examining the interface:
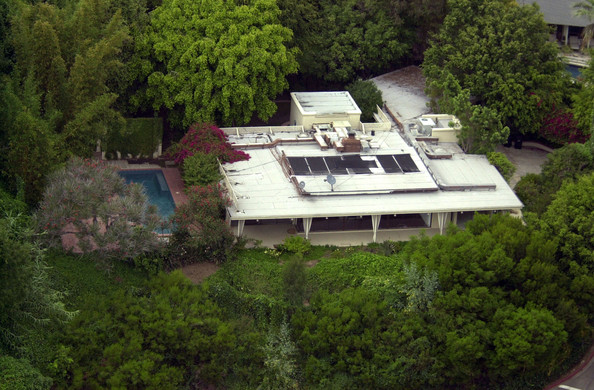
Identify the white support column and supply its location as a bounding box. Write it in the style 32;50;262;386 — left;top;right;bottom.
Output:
237;220;245;237
437;212;448;235
452;212;458;226
371;215;382;243
303;217;313;239
563;25;569;46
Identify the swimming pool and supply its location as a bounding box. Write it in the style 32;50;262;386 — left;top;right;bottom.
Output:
566;64;584;79
118;169;176;230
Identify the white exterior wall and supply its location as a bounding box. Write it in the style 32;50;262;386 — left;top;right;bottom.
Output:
432;128;459;143
289;98;303;127
290;92;362;130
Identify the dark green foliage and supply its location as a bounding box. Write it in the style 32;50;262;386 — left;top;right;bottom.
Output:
181;152;222;187
514;173;551;214
487;151;515;183
0;355;52;390
293;288;439;389
104;117;163;158
423;0;568;141
540;173;594;271
572;50;594;136
45;250;148;310
346;80;383;122
61;271;262;389
283;257;307;306
308;251;403;293
207;250;289;326
515;140;594;214
284;0;409;84
0;210;72;356
396;214;579;385
540;140;594;189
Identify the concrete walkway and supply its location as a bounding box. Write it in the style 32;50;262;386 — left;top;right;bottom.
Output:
495;145;550;188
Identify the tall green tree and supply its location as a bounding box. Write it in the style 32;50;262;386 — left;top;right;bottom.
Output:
423;0;568;139
280;0;409;84
1;0;132;202
0;189;72;355
142;0;298;128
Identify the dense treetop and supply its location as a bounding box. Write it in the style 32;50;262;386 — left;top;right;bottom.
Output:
142;0;298;127
423;0;570;150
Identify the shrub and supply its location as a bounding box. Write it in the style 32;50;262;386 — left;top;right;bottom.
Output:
487;152;516;183
35;157;163;261
259;321;299;390
277;236;311;256
346;80;383;122
514;173;551;214
181;152;222;186
539;107;588;145
168;184;234;266
165;122;250;165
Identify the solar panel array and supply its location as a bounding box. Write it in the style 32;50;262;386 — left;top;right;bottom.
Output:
287;154;420;176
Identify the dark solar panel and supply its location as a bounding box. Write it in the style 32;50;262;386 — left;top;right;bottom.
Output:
341;155;378;169
325;157;349;175
394;154;419;173
377;155;402;173
287;157;310;175
306;157;329;174
288;154;409;176
349;167;372;174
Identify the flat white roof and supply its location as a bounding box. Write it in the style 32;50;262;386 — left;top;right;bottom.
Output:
291;92;362;115
223;129;522;220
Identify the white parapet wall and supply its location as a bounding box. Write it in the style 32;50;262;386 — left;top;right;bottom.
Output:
421;114;461;143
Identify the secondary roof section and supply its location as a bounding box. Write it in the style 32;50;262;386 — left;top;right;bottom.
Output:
291;92;362;115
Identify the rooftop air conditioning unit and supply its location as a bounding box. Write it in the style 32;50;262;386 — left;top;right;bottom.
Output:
417;118;435;136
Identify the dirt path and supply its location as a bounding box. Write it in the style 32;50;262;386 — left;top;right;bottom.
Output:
180;262;220;284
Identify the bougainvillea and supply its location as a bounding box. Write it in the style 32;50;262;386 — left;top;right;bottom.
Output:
540;107;588;145
167;184;234;265
35;157;164;260
165;123;250;165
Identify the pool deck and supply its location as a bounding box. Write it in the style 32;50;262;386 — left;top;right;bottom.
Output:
162;168;188;206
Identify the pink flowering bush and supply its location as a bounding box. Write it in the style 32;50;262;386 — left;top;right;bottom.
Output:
540;107;589;145
35;157;164;260
165;123;250;165
167;184;234;266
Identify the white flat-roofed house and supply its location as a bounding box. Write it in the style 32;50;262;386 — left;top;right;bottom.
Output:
221;92;522;246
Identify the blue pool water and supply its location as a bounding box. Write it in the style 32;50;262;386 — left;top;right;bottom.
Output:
118;170;176;230
566;64;584;79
